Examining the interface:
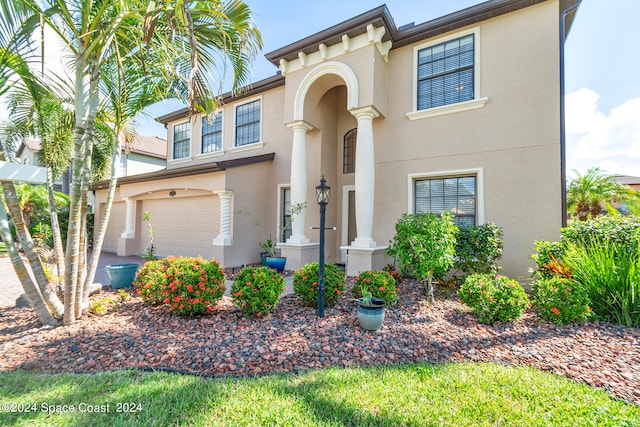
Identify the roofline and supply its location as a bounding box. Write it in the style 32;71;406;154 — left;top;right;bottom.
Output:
155;74;285;124
90;152;275;190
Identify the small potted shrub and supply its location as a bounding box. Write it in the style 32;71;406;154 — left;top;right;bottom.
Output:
259;238;286;272
532;276;591;325
352;270;397;307
356;286;386;330
293;262;345;307
231;266;286;317
458;273;530;324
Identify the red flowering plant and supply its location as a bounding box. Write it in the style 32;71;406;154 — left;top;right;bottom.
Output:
532;276;591;325
231;266;286;317
352;270;397;307
161;256;226;315
134;258;171;305
383;264;402;285
293;262;345;307
458;273;530;324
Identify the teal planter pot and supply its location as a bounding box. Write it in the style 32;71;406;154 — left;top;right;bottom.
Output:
357;297;386;330
105;263;139;289
265;256;286;273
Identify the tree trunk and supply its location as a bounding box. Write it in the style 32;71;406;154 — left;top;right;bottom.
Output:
46;166;65;283
576;202;590;222
83;135;122;305
0;200;57;326
1;181;64;318
424;273;434;304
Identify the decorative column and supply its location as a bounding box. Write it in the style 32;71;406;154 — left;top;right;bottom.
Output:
350;106;380;248
286;120;314;244
213;191;233;246
120;198;136;239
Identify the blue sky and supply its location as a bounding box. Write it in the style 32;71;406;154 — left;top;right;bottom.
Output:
140;0;640;178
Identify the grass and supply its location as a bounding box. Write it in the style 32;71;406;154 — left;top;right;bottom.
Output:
1;363;638;426
0;242;6;255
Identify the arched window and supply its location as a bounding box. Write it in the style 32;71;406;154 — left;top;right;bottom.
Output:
343;128;357;174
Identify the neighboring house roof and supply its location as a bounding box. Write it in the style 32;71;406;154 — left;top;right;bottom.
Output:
614;175;640;185
127;135;167;159
15;138;41;157
90;152;275;190
156;0;580;125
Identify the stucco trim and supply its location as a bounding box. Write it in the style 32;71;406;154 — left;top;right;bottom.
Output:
406;97;488;121
293;61;359;121
407;168;485;225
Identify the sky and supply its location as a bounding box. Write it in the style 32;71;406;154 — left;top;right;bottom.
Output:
3;0;640;178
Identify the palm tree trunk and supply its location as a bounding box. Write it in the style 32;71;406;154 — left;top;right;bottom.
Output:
83;135;122;306
75;172;90;317
1;181;64;318
46;166;65;282
0;199;57;326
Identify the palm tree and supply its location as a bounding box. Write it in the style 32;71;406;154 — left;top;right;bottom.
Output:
3;0;261;325
566;167;640;221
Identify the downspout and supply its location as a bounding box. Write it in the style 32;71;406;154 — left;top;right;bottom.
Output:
559;0;582;227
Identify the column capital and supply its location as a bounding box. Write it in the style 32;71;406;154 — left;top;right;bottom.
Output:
286;120;314;132
349;105;381;121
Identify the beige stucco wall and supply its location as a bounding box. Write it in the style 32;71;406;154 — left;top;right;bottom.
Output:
125;153;166;176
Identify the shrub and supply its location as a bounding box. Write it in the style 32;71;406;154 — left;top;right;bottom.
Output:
231;266;286;317
455;223;503;276
387;212;457;304
352;270;397;307
532;277;591;325
531;240;567;279
135;258;171;305
561;215;640;256
458;273;530;324
293;262;345;307
563;239;640;327
383;264;402;285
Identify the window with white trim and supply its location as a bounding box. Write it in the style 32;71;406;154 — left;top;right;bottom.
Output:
202;113;222;153
414;176;476;226
417;33;474;110
173;121;191;159
235;99;261;146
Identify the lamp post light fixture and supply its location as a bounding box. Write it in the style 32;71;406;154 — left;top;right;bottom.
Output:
315;175;330;317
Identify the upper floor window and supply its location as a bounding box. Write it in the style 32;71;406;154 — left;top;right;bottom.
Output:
414;175;476;226
343;128;357;174
417;34;474;110
202;113;222;153
173;121;191;159
235;99;261;146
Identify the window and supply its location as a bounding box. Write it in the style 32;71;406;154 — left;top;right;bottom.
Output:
417;33;474;110
235;99;261;146
173;121;191;159
281;188;292;243
202;113;222;153
415;176;476;226
343;128;357;174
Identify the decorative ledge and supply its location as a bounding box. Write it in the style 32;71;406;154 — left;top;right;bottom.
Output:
227;141;265;153
406;97;488;121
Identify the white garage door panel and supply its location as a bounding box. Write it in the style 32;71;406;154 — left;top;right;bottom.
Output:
102;202;126;252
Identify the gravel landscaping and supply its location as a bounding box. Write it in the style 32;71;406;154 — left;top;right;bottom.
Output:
0;279;638;406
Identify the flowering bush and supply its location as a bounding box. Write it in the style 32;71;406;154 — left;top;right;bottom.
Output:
293;262;345;307
458;273;530;324
352;270;397;307
383;264;402;285
532;276;591;325
231;266;286;317
134;258;171;304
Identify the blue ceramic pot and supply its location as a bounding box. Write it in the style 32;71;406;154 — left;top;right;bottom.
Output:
105;263;139;288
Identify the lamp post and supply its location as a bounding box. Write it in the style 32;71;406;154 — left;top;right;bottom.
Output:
315;175;330;317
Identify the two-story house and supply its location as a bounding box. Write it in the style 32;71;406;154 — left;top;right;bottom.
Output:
92;0;580;280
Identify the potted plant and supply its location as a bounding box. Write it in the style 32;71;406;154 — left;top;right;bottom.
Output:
356;286;386;330
259;238;286;273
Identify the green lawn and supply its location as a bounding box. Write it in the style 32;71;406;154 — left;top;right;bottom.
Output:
1;363;638;426
0;242;6;254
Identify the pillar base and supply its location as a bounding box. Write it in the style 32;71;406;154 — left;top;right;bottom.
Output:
117;238;139;256
351;237;378;248
280;243;319;271
213;234;232;246
341;245;390;277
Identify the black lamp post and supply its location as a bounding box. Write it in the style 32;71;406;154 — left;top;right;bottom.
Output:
315;175;330;317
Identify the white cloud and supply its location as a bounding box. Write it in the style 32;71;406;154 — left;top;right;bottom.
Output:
566;88;640;177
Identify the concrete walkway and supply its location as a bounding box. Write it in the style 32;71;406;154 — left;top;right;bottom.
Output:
0;252;293;309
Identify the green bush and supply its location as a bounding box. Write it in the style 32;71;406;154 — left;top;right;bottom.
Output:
135;256;226;315
293;262;345;307
531;240;566;279
561;215;640;255
532;277;591;325
231;266;286;317
458;273;530;324
455;223;503;276
563;239;640;327
352;270;397;307
134;258;171;305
